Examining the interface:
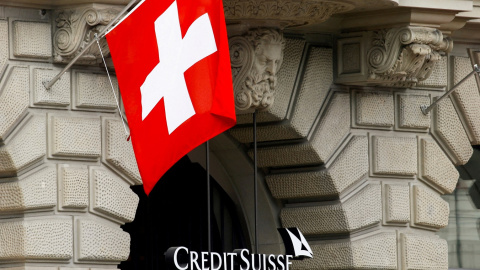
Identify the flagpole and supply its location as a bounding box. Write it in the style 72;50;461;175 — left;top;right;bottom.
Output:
253;111;258;254
206;140;211;253
43;0;138;90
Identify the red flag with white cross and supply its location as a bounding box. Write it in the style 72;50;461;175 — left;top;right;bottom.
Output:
106;0;236;195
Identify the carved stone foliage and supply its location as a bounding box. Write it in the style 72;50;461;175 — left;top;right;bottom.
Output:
53;6;121;64
223;0;354;27
337;26;453;88
229;28;285;111
367;27;453;87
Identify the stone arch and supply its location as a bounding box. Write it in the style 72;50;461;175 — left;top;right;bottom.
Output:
227;32;477;269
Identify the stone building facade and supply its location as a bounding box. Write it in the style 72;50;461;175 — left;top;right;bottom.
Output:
1;0;480;269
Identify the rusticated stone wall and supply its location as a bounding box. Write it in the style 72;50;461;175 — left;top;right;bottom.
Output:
0;8;141;270
230;34;480;269
1;4;480;270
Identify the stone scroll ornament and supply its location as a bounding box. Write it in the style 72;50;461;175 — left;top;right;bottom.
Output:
367;26;453;87
53;7;121;64
229;28;286;111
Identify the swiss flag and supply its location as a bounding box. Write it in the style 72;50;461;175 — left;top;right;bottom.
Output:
106;0;236;195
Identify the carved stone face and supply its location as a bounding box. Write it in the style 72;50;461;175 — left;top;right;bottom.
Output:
230;28;285;111
252;41;284;89
245;36;284;109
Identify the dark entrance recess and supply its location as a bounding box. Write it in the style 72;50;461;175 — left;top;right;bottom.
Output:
120;156;248;270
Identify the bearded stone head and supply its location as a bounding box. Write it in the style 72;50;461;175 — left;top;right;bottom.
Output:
244;29;285;110
230;28;285;111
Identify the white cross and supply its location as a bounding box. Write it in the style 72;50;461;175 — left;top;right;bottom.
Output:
140;0;217;134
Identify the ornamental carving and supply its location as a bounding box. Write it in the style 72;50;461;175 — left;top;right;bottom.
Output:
230;28;285;111
53;6;121;64
367;27;453;87
223;0;354;27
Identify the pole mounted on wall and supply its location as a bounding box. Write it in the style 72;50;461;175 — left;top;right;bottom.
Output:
421;64;480;115
43;0;138;90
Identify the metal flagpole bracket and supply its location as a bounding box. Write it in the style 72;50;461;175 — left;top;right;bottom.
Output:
421;64;480;115
43;0;138;90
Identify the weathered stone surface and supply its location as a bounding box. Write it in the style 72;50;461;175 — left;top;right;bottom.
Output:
49;115;101;160
0;218;72;261
416;55;447;88
76;219;130;262
420;138;459;194
59;166;88;210
254;143;319;168
266;136;368;199
451;56;480;144
73;72;118;111
103;119;141;185
281;184;381;235
292;233;397;270
412;185;449;229
0;20;7;78
33;68;70;107
92;169;139;223
432;97;473;165
12;21;51;59
355;92;394;127
0;115;46;177
384;184;410;224
310;92;351;163
0;167;56;213
289;47;333;137
372;136;417;176
248;91;350;169
401;233;448;269
0;66;29;142
397;94;430;130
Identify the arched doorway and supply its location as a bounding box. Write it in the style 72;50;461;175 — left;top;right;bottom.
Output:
120;156;248;270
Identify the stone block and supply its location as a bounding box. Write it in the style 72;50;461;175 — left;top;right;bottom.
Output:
0;166;56;213
451;56;480;144
32;67;70;108
372;136;417;176
229;125;301;143
73;72;119;111
290;47;333;137
384;184;410;224
58;165;88;211
401;233;448;269
91;169;139;223
250;92;350;168
432;97;472;165
419;138;459;194
6;267;58;270
0;218;72;261
412;185;449;229
253;143;319;168
49;115;101;160
0;66;29;142
416;55;447;88
235;38;305;124
355;92;394;128
310;92;351;163
291;233;397;270
76;219;130;263
280;184;381;235
12;20;51;60
103;119;142;185
266;136;368;199
0;115;46;177
397;94;430;130
0;20;8;79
